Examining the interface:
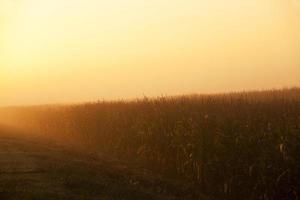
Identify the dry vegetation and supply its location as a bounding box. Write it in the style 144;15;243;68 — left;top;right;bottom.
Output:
1;88;300;199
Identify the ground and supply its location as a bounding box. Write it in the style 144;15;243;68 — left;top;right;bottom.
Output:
0;126;207;200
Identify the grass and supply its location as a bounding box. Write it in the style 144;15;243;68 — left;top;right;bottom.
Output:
1;88;300;199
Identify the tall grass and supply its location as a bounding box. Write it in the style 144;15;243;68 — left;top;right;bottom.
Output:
1;88;300;199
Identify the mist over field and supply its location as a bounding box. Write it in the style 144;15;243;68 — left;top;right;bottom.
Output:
0;88;300;199
1;0;300;199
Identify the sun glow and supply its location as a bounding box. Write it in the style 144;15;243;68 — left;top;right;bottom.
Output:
1;0;300;106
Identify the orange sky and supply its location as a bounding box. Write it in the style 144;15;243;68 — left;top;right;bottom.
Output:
1;0;300;106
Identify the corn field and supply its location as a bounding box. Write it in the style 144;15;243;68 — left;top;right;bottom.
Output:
1;88;300;199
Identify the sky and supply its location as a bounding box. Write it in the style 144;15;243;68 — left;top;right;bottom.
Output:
0;0;300;106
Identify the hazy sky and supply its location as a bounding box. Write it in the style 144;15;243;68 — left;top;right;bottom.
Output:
1;0;300;106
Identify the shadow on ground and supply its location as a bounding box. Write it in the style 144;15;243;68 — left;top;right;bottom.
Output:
0;126;209;200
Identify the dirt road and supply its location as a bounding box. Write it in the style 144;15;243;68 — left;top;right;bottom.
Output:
0;126;204;200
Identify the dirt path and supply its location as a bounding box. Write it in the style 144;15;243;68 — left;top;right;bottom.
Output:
0;127;205;200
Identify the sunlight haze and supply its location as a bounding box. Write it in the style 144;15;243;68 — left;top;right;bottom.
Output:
1;0;300;106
